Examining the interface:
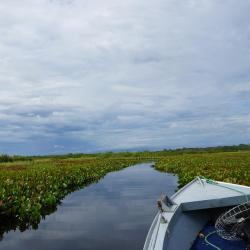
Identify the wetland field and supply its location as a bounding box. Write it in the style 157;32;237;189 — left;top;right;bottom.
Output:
0;145;250;244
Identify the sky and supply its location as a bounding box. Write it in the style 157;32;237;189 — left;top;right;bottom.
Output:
0;0;250;155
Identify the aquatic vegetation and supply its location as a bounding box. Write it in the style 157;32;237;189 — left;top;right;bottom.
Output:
155;151;250;188
1;147;250;238
0;158;144;236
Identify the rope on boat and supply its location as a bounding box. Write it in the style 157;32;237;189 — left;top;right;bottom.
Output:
204;231;222;250
199;176;249;202
198;176;249;249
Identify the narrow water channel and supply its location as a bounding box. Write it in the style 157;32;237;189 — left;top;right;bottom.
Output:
0;163;178;250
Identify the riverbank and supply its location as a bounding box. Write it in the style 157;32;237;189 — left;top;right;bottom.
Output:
0;157;144;236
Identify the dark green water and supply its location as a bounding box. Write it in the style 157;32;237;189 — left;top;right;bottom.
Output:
0;163;177;250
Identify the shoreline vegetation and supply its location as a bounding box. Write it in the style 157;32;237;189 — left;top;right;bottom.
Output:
0;144;250;239
0;158;144;239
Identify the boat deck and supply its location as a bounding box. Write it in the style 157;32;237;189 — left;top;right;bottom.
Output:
191;222;246;250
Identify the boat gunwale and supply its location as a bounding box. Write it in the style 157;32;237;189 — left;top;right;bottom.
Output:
143;211;160;250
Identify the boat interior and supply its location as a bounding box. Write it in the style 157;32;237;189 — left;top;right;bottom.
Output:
191;221;246;250
144;178;250;250
164;206;248;250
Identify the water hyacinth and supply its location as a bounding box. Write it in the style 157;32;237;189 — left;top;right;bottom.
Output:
0;157;144;237
0;148;250;239
155;151;250;188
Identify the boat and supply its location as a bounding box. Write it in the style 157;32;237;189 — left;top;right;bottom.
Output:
143;176;250;250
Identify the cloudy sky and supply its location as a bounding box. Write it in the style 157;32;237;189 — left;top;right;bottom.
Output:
0;0;250;155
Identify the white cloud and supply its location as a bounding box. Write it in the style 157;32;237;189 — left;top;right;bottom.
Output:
0;0;250;154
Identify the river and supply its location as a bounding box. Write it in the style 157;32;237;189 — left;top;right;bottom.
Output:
0;163;178;250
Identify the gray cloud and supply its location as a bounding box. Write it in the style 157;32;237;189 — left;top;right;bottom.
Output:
0;0;250;154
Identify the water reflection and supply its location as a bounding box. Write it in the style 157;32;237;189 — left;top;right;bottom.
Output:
0;163;177;250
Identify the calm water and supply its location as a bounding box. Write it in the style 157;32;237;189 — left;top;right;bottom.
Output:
0;163;177;250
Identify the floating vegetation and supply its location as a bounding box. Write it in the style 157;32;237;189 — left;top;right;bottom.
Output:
1;146;250;238
0;157;144;238
155;151;250;188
